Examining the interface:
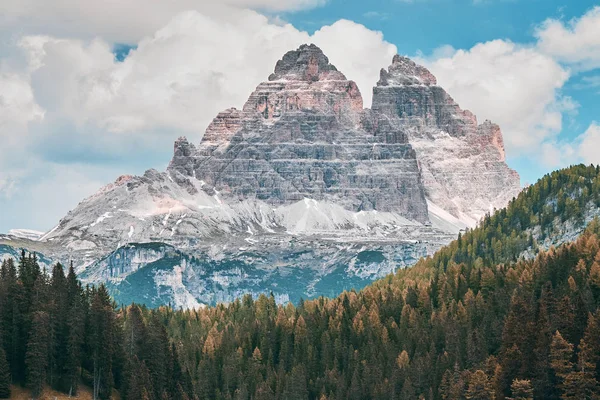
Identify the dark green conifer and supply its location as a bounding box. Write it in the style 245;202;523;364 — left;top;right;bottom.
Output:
0;346;11;399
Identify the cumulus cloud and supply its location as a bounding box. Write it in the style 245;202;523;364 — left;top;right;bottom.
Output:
535;6;600;71
0;7;396;231
541;123;600;168
0;72;44;142
0;0;326;43
312;20;397;105
575;123;600;165
16;12;393;147
419;8;600;167
0;163;123;231
418;40;572;155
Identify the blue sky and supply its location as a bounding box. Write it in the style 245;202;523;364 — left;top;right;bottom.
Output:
283;0;600;185
0;0;599;232
291;0;594;51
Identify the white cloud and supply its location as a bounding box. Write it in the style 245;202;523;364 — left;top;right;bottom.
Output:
363;11;390;20
572;75;600;90
312;20;397;106
419;39;571;155
0;176;17;199
0;72;44;142
15;13;392;145
541;123;600;168
535;6;600;70
0;8;396;231
576;123;600;165
0;0;326;43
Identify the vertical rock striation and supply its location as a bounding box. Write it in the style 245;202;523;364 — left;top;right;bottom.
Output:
372;55;521;225
168;44;429;222
16;44;523;308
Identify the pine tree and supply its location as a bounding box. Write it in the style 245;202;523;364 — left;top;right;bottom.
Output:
146;313;170;400
532;285;554;398
550;330;576;399
65;265;84;396
465;370;494;400
0;346;11;399
400;377;416;399
507;379;533;400
26;311;50;399
0;258;21;383
582;310;600;382
49;263;68;390
283;365;308;400
557;339;600;400
89;285;116;400
550;331;573;379
126;357;154;400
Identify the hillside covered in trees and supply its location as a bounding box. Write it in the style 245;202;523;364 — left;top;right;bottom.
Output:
0;253;194;400
1;164;600;400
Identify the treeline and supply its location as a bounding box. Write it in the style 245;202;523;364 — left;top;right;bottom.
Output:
434;164;600;269
155;226;600;399
0;251;193;399
2;164;600;400
149;165;600;399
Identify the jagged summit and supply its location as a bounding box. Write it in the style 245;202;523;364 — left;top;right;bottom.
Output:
378;55;437;86
167;44;427;219
17;45;522;308
372;54;520;225
268;43;346;82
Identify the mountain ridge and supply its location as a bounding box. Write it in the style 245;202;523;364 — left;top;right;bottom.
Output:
1;44;521;307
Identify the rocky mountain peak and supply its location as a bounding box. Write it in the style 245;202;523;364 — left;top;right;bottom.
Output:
372;55;520;225
173;136;195;158
268;43;346;82
18;45;525;309
378;55;437;86
478;120;507;162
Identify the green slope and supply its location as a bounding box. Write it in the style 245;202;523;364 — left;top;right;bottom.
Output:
155;164;600;400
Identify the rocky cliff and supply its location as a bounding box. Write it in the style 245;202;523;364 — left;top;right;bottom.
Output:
168;44;429;222
1;45;521;308
373;55;521;225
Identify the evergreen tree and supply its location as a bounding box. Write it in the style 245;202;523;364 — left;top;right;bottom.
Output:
49;263;68;390
126;357;154;400
465;370;494;400
89;285;116;400
65;265;85;396
0;346;11;399
283;365;308;400
145;313;170;400
26;311;50;399
508;379;533;400
550;331;573;381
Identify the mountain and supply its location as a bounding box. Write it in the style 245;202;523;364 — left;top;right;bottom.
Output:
140;165;600;400
1;165;599;400
374;55;520;226
5;229;44;241
0;44;521;307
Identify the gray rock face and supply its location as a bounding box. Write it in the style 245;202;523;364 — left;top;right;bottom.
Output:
1;44;523;308
372;55;521;224
268;43;346;82
168;44;429;222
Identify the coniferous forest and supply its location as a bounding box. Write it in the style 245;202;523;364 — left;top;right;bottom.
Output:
1;165;600;399
0;253;194;400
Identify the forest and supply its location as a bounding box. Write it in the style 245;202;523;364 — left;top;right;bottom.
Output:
1;164;600;399
0;253;194;400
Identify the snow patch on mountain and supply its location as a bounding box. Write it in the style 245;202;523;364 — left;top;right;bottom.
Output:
8;229;45;241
